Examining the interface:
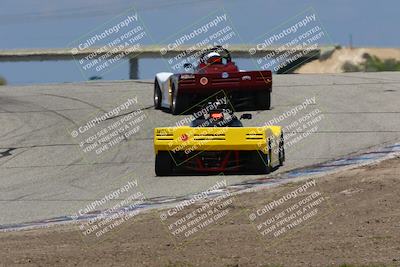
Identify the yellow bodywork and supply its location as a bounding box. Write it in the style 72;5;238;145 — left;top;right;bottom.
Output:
154;126;282;154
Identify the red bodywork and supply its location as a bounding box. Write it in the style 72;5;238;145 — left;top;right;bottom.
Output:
188;151;240;173
170;150;253;174
177;61;272;94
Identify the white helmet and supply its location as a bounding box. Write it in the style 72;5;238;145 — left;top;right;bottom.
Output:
205;52;222;64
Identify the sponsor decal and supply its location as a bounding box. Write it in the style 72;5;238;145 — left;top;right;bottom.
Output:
180;74;195;79
181;134;189;141
200;77;208;85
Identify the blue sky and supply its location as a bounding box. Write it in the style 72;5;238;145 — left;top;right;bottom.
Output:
0;0;398;84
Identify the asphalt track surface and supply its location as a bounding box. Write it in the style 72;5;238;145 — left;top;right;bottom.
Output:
1;72;399;225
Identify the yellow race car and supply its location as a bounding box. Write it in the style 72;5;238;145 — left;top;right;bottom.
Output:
154;105;284;176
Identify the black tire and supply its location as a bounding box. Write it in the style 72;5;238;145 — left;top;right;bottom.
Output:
255;91;271;110
279;133;285;166
267;140;273;172
250;150;272;174
154;79;162;109
155;151;173;176
171;84;188;115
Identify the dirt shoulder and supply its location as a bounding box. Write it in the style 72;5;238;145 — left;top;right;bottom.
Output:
296;47;400;73
1;157;400;267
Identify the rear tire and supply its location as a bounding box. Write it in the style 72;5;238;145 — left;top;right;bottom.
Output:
154;79;162;109
255;91;271;110
171;84;188;115
279;133;285;166
249;150;272;174
155;151;173;176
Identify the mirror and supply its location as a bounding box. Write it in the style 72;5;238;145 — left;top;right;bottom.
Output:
240;113;252;120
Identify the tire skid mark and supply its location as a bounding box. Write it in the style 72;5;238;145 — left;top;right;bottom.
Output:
0;148;16;159
40;93;107;113
0;148;29;168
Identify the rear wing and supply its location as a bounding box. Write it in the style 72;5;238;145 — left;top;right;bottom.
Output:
177;70;272;93
154;126;281;154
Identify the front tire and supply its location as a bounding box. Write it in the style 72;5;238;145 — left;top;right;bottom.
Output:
155;151;173;176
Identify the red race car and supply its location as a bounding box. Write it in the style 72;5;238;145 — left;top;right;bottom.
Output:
154;46;272;114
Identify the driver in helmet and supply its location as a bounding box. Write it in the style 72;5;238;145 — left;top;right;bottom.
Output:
205;52;223;65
